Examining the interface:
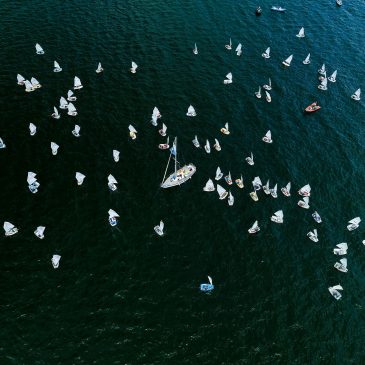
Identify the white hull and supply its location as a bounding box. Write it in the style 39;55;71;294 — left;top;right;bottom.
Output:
161;164;196;188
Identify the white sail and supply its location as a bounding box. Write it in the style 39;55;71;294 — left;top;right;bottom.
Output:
0;137;5;148
108;209;119;218
17;74;25;84
265;91;271;102
35;43;44;54
328;285;343;300
205;139;210;153
217;184;228;199
75;172;85;185
193;43;198;54
53;106;59;117
299;184;311;196
303;53;311;64
108;174;118;184
67;90;76;101
131;61;138;72
113;149;120;162
35;225;45;236
249;221;259;231
96;62;103;73
271;210;284;223
3;221;16;233
186;105;196;117
318;77;328;90
262;47;270;58
161;123;167;134
224;72;233;83
60;97;68;109
52;255;61;268
152;107;161;118
318;64;326;74
352;88;361;100
68;102;77;113
275;210;283;219
333;285;343;291
339;258;347;268
73;125;80;134
203;178;215;192
333;242;348;255
29;123;36;135
282;55;293;66
296;27;305;38
51;142;59;155
74;76;82;89
225;38;232;50
53;61;62;72
235;43;242;56
224;122;229;131
215;167;223;180
255;86;261;98
27;171;37;185
252;176;262;189
214;138;221;150
129;125;137;133
228;191;234;205
348;217;361;225
24;80;34;91
263;130;272;142
31;77;40;87
328;70;337;82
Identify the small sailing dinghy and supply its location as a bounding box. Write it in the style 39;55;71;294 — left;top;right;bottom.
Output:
328;70;337;82
53;61;62;72
159;123;167;136
252;176;262;191
246;152;254;165
333;243;348;255
312;211;322;223
223;72;232;84
130;61;138;73
296;27;305;38
265;91;271;103
75;172;86;185
59;97;68;109
113;149;120;162
235;43;242;56
192;135;200;148
160;138;196;188
328;285;343;300
68;103;77;116
250;190;259;201
108;174;118;191
96;62;104;73
228;191;234;206
255;86;262;98
318;77;328;91
225;172;232;185
263;180;270;195
108;209;119;226
72;125;81;137
307;229;319;242
74;76;83;90
336;0;342;6
281;182;291;196
31;77;41;89
24;80;34;92
305;101;321;113
298;184;311;196
154;220;164;236
67;90;77;101
29;123;37;136
151;107;161;126
129;125;137;140
213;139;221;151
204;140;211;154
203;179;215;192
27;172;40;193
193;43;198;55
256;6;262;15
298;196;310;209
318;64;326;75
186;105;197;117
347;217;361;231
215;167;223;180
271;210;284;223
262;130;273;143
200;276;214;292
225;38;232;50
248;221;260;234
3;222;18;236
51;142;59;155
35;43;44;54
52;106;60;119
271;6;286;11
52;255;61;269
235;175;244;188
158;136;170;150
270;184;278;198
262;47;270;59
0;138;6;149
34;226;45;239
351;88;361;101
263;78;272;91
217;184;228;199
303;53;311;65
334;258;348;273
17;74;25;85
282;55;293;67
220;122;230;135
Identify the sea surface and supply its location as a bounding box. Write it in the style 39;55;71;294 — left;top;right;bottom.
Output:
1;0;365;364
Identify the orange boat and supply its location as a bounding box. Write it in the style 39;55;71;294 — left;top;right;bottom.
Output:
305;102;321;113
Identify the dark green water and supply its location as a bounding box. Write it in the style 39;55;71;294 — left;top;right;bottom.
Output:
1;0;365;364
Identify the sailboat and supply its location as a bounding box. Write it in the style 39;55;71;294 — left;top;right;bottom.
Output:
51;106;60;119
225;38;232;50
235;175;244;188
228;191;234;206
204;140;211;154
333;242;348;255
31;77;41;88
281;182;291;196
68;103;77;116
96;62;104;73
215;167;223;180
151;107;161;126
200;276;214;292
296;27;305;38
225;172;232;185
67;90;77;101
51;142;59;155
159;123;167;136
108;174;118;191
263;78;272;91
3;222;18;236
351;88;361;101
193;43;198;55
223;72;232;84
129;125;137;140
52;255;61;269
328;70;337;82
255;86;262;98
235;43;242;56
248;221;260;234
160;137;196;188
108;209;119;226
203;179;215;192
282;55;293;67
74;76;83;90
271;210;284;223
154;220;164;236
252;176;262;191
213;139;221;151
307;229;319;242
250;190;259;201
29;123;37;136
262;47;270;59
265;91;271;103
312;211;322;223
59;97;68;109
318;77;328;90
347;217;361;231
24;80;34;92
158;136;170;150
113;150;120;162
27;172;40;193
298;184;311;196
336;0;342;6
318;64;326;75
34;226;45;239
328;285;343;300
262;130;273;143
298;196;310;209
75;172;86;185
192;135;200;148
0;138;6;149
263;180;270;195
186;105;197;117
303;53;311;64
220;122;230;135
53;61;62;72
270;184;278;198
72;125;81;137
35;43;44;55
334;258;348;273
216;184;228;199
130;61;138;73
245;152;254;165
17;74;25;85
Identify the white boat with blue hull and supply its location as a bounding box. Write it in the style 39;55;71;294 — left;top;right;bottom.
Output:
108;209;119;226
200;276;214;292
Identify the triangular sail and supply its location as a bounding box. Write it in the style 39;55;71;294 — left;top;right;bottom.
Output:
68;103;77;112
217;184;226;196
108;174;118;184
226;72;232;81
108;209;120;218
74;76;82;87
275;210;283;219
332;285;343;291
129;125;137;133
348;217;361;225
